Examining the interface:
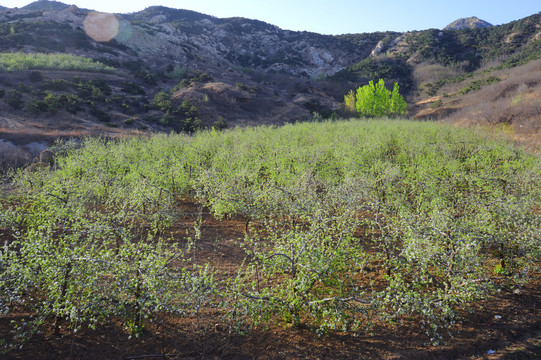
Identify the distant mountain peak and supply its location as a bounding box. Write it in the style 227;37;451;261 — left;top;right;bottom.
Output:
444;16;493;30
21;0;71;12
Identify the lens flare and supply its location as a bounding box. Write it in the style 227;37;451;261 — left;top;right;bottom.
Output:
84;12;119;42
115;21;134;42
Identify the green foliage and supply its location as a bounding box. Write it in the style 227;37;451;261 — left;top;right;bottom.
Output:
405;29;471;67
0;53;114;73
353;79;407;117
406;14;541;75
28;92;81;114
424;73;500;98
171;70;212;91
124;117;136;125
456;13;541;67
19;76;135;119
3;89;24;109
458;75;501;95
0;140;217;349
121;81;145;95
152;90;171;112
72;77;112;99
153;88;202;133
1;120;539;349
235;82;253;92
134;69;157;85
176;100;198;118
303;99;336;119
174;100;201;133
227;194;372;334
213;116;228;130
423;72;473;96
430;99;443;109
390;82;407;115
195;120;538;338
333;57;412;90
343;90;356;114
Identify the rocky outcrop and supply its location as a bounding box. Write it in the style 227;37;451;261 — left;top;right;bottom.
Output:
444;17;492;30
118;6;370;79
371;40;386;56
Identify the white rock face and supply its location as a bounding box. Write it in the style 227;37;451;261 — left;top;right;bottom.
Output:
371;40;385;56
150;15;166;24
198;19;214;27
308;47;325;67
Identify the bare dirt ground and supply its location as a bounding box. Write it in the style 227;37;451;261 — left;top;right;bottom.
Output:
1;201;540;360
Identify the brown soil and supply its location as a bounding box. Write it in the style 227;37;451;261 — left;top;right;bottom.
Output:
1;201;540;360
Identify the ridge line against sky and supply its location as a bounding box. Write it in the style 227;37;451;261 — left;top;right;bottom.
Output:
0;0;540;35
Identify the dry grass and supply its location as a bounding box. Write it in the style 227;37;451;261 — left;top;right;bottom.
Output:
420;60;541;151
413;62;466;87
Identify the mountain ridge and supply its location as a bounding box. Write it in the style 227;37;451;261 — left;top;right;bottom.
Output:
444;16;493;30
0;1;539;155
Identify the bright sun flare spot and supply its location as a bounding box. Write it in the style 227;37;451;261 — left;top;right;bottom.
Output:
83;12;119;42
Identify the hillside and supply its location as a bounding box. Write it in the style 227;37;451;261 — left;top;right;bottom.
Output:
443;16;493;30
0;3;540;358
0;1;539;164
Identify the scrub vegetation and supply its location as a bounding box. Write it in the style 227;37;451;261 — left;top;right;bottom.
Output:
1;119;539;353
0;52;114;73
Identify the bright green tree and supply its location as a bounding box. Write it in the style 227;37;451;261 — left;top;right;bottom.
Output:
390;82;407;115
152;90;171;112
352;79;407;117
373;79;390;116
343;90;357;114
355;82;376;116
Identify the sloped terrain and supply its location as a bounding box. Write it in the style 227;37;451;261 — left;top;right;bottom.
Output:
412;58;541;150
0;2;538;154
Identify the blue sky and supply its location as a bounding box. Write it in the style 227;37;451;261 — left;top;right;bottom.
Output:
2;0;540;34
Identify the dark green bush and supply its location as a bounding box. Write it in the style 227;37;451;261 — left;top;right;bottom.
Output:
4;90;24;109
121;81;145;95
28;93;81;114
213;116;228;130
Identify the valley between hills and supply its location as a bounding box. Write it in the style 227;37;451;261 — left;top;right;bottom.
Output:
0;2;540;359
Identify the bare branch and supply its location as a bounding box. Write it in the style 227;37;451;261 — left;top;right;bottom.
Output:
309;296;371;306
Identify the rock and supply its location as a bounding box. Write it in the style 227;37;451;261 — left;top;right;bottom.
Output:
371;40;385;56
39;149;55;167
444;17;493;30
26;162;48;172
150;15;166;24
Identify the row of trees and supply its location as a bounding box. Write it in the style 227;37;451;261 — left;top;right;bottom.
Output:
2;119;538;352
344;79;407;117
